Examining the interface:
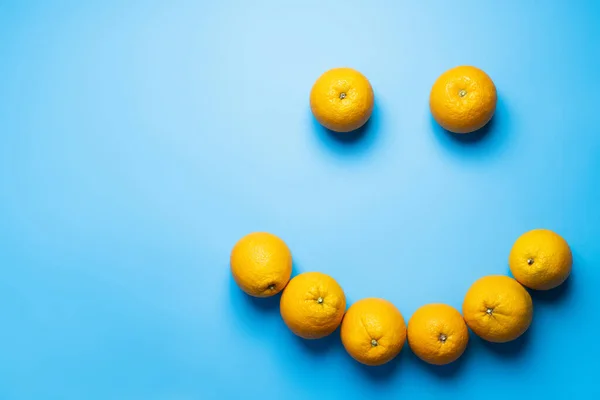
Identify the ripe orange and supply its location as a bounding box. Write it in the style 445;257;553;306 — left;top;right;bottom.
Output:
340;298;406;366
310;67;374;132
429;66;497;133
230;232;292;297
408;304;469;365
280;272;346;339
509;229;572;290
462;275;533;343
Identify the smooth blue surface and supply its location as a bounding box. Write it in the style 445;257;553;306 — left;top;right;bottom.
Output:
1;1;599;398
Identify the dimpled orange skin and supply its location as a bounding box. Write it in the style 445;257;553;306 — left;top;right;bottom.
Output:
280;272;346;339
341;298;406;366
310;67;374;132
429;66;497;133
230;232;292;297
509;229;573;290
462;275;533;343
408;304;469;366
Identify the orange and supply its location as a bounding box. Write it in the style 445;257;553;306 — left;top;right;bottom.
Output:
429;66;497;133
310;67;374;132
280;272;346;339
462;275;533;343
509;229;572;290
408;304;469;365
230;232;292;297
340;298;406;366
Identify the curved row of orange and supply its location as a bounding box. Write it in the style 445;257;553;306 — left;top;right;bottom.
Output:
231;229;572;366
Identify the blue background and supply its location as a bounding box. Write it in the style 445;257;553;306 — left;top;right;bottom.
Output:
1;0;599;398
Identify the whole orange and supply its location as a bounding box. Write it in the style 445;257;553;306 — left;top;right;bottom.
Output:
280;272;346;339
340;298;406;366
230;232;292;297
462;275;533;343
429;66;497;133
310;67;374;132
407;304;469;365
509;229;572;290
